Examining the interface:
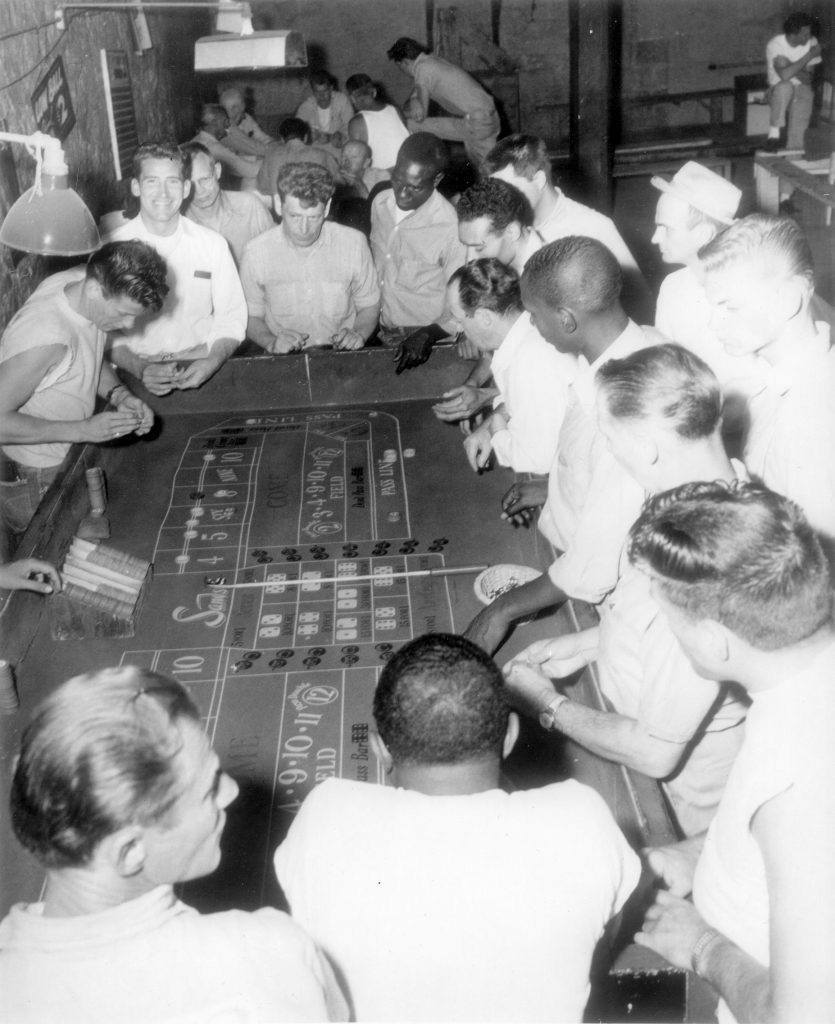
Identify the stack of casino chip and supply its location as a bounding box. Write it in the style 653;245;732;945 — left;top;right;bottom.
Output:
60;538;151;621
0;659;19;713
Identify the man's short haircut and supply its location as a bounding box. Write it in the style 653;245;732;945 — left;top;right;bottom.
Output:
132;142;185;181
386;37;428;63
484;133;551;182
86;241;168;313
10;666;201;869
180;140;215;169
596;343;721;441
522;235;622;314
628;481;832;650
218;86;243;105
278;116;311;144
783;11;815;35
276;162;335;205
449;258;523;318
345;73;374;95
698;213;814;285
457;178;534;232
373;633;509;765
396;132;448;175
308;69;335;88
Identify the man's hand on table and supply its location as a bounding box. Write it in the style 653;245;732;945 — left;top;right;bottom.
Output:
267;329;309;355
83;409;145;442
432;384;494;422
394;324;447;374
635;891;709;971
0;557;61;594
501;478;548;527
112;391;154;435
463;422;494;472
331;328;365;351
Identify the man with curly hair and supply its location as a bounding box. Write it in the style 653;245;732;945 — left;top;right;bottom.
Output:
276;632;638;1022
240;163;380;353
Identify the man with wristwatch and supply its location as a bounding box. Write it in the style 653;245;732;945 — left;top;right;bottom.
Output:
0;241;165;555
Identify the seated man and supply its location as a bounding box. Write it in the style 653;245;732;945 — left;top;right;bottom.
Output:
699;214;835;559
445;259;575;476
295;70;354;153
629;482;835;1024
0;241;163;549
240;163;380;354
330;140;381;237
256;117;340;203
387;37;500;173
218;86;274;156
0;665;346;1022
506;345;748;837
182;142;272;267
370;132;465;373
465;237;663;655
487;134;652;322
108;143;247;396
275;632;639;1022
764;11;822;151
191;103;261;190
345;72;410;174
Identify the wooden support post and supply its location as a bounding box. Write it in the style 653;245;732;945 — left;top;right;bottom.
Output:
569;0;617;210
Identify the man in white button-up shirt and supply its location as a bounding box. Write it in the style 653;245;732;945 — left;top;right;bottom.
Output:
445;259;575;476
699;213;835;561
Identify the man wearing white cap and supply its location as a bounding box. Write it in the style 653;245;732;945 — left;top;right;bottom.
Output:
651;162;763;437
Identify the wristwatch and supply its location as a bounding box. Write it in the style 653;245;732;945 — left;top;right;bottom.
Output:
538;693;569;732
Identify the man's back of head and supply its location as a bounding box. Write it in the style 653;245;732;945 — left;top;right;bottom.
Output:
485;133;551;182
373;633;508;771
278;116;312;145
629;481;831;655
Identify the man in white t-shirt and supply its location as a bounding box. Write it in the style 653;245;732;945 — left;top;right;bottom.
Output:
0;242;164;545
0;665;347;1022
345;73;410;173
629;482;835;1024
764;11;822;151
295;70;354;155
445;259;575;475
699;213;835;562
486;133;653;323
108;142;247;396
276;632;639;1023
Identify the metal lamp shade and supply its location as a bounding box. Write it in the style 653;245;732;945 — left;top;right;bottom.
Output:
0;173;100;256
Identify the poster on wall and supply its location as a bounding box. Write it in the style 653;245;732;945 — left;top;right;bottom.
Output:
31;57;76;141
101;50;139;181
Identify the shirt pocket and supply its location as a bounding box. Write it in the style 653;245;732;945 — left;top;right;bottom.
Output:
184;270;214;321
394;255;439;296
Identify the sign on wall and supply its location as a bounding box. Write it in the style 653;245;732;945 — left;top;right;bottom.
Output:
101;50;139;181
31;57;76;141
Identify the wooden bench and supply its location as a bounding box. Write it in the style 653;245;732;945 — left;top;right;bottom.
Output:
753;151;835;219
613;137;733;180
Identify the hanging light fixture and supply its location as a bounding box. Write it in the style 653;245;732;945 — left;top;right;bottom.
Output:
0;131;99;256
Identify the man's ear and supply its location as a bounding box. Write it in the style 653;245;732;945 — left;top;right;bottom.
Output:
181;178;191;200
473;307;493;331
213;162;222;182
273;195;282;218
503;711;520;759
370;730;393;774
323;198;332;218
130;178;141;198
100;824;147;878
504;222;522;244
433;171;444;189
531;169;547;196
778;275;812;322
558;306;578;334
